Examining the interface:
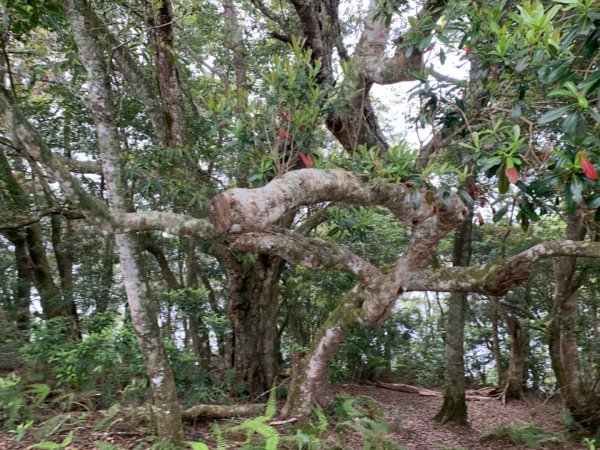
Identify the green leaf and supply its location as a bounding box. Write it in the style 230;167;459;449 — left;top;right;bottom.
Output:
587;195;600;209
27;443;62;450
570;176;583;203
458;189;474;207
492;204;510;222
538;105;571;124
480;156;503;172
498;168;510;194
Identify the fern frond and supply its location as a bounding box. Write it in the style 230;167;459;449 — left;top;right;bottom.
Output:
264;385;278;420
27;384;51;406
212;424;227;450
314;405;328;434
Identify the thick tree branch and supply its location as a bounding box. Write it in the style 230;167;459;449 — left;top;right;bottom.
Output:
229;228;382;289
405;240;600;295
209;168;466;233
114;211;214;238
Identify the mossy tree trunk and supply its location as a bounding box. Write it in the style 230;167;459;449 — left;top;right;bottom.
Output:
504;314;525;400
546;210;585;422
435;202;473;425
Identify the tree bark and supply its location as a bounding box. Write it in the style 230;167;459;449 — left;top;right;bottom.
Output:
5;231;32;331
546;210;585;419
221;250;284;396
503;314;525;400
145;0;188;147
62;0;183;442
51;215;81;338
490;298;506;386
435;200;473;425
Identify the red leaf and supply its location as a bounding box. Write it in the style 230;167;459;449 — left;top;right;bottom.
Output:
505;167;518;184
465;47;472;55
581;155;597;181
279;127;291;139
424;46;434;53
299;153;314;168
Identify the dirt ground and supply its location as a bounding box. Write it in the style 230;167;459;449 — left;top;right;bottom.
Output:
0;384;588;449
332;384;585;449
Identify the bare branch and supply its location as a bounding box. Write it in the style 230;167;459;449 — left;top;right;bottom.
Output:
229;228;382;289
0;207;86;230
115;211;214;239
209;168;468;234
405;240;600;295
249;0;290;35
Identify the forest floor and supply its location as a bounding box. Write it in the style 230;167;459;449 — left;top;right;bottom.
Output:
0;384;588;449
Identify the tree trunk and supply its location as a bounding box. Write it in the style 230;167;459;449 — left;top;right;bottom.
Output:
435;209;473;425
25;224;64;320
62;0;184;442
490;298;506;386
434;291;468;425
6;232;32;331
145;0;188;147
282;288;364;418
51;215;81;338
546;209;585;420
224;252;284;396
503;314;525;400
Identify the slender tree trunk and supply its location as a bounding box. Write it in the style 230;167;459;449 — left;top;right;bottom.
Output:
222;0;247;93
25;224;64;320
6;232;32;331
503;314;525;400
185;241;212;365
282;287;364;418
546;210;585;419
146;0;187;147
95;237;114;313
435;206;473;425
51;216;81;338
490;298;506;386
62;0;183;442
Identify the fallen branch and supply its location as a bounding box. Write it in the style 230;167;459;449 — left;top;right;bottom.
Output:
182;403;265;419
374;381;499;401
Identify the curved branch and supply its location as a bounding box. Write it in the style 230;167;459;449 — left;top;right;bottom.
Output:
209;168;468;234
229;228;382;289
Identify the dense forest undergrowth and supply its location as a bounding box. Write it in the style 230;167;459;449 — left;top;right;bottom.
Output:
0;381;594;449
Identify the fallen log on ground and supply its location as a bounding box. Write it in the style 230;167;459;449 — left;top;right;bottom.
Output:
182;403;265;419
374;381;499;401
